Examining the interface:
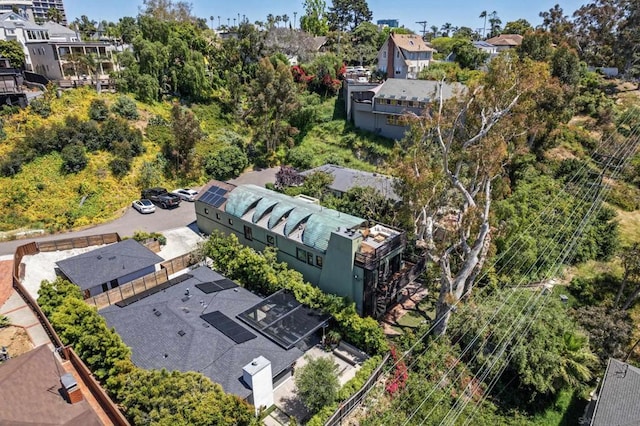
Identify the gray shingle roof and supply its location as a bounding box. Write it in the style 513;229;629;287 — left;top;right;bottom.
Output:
56;239;163;290
591;358;640;426
375;79;465;103
0;12;42;30
300;164;401;202
99;266;303;399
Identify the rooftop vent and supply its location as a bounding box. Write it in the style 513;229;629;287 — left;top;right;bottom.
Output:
178;330;186;337
108;256;116;261
96;255;102;260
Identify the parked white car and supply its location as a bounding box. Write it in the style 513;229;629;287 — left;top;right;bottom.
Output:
132;199;156;214
172;188;198;202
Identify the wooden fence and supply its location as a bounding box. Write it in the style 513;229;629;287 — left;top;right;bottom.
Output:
161;251;197;276
62;346;130;426
86;269;169;310
37;233;120;252
324;353;391;426
86;250;199;309
9;233;129;424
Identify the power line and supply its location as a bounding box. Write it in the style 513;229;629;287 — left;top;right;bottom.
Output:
396;117;640;426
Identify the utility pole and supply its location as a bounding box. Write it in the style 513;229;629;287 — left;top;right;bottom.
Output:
416;21;428;39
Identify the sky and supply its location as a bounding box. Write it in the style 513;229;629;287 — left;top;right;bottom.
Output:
64;0;587;35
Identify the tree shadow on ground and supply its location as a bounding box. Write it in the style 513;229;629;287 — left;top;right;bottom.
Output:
279;394;310;424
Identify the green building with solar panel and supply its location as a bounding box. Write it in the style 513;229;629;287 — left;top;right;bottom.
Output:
195;180;423;317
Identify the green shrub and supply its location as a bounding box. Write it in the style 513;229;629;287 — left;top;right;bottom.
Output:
0;314;9;328
88;99;109;121
60;143;88;173
204;145;249;180
111;95;139;120
109;157;131;177
130;230;167;246
29;97;52;118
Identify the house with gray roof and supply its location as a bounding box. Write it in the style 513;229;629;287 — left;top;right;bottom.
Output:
100;266;317;399
56;239;163;298
299;164;401;202
195;180;420;317
348;78;464;140
590;358;640;425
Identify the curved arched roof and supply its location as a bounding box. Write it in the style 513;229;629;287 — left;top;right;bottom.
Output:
224;185;365;252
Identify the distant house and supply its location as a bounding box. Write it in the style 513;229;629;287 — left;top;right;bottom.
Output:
0;12;49;71
0;345;102;425
377;33;435;79
56;239;163;298
473;40;497;55
589;358;640;425
39;20;78;42
299;164;401;202
27;40;119;81
348;78;464;140
196;180;422;317
485;34;523;51
100;266;329;403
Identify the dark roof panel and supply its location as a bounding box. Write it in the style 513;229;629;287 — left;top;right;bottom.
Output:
201;311;256;344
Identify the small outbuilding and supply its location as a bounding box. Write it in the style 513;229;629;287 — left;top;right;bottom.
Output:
56;239;163;298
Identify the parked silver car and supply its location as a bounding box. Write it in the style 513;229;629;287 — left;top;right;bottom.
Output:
172;188;198;202
132;199;156;214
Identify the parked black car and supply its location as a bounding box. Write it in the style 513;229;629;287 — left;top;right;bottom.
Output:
141;187;181;209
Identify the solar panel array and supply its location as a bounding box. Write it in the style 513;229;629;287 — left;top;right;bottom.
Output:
196;278;238;294
201;311;256;344
199;185;229;208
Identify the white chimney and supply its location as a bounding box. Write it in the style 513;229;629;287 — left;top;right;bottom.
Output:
242;356;273;414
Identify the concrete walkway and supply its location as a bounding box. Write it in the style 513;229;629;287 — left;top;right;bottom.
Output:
0;290;52;349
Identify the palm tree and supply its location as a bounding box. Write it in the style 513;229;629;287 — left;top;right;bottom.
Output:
430;25;439;39
557;332;598;389
217;16;221;28
440;22;453;37
479;10;487;38
46;7;63;23
266;14;275;28
209;15;214;29
282;14;289;29
488;11;501;38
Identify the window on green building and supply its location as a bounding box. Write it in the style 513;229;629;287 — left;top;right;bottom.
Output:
297;248;307;261
244;225;253;241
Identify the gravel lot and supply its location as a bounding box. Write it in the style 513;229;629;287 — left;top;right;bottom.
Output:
19;226;204;300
